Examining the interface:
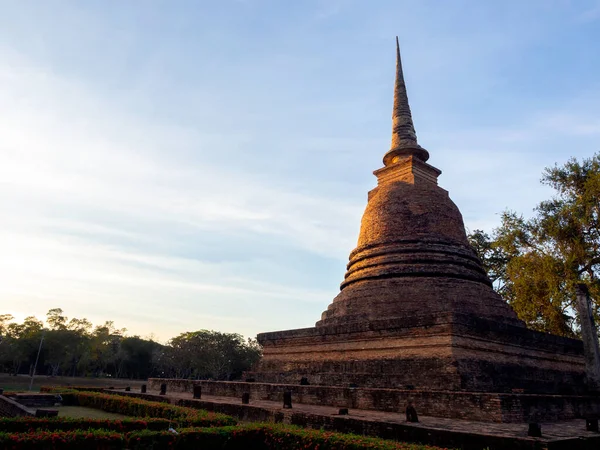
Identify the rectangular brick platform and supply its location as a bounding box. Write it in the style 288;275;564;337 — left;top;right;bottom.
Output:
0;395;34;417
148;379;600;423
109;387;600;450
251;313;588;394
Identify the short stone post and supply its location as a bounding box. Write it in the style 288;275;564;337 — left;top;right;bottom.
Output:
141;384;147;393
160;383;167;396
575;284;600;391
406;402;418;423
586;418;599;432
283;391;292;409
528;423;542;437
193;385;202;399
242;392;250;404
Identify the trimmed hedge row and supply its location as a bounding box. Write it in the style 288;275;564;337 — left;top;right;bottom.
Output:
0;429;124;450
8;390;444;449
0;424;443;450
127;424;443;450
40;386;109;393
69;391;236;427
0;417;171;433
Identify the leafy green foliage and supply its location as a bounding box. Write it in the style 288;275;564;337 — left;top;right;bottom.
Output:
0;310;262;381
0;416;171;432
0;315;44;375
159;330;262;380
126;424;445;450
0;429;124;449
0;394;443;450
63;391;236;427
469;154;600;336
0;425;443;450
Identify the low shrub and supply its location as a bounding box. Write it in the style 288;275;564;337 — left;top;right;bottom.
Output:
62;391;236;427
41;386;108;394
0;429;124;450
38;388;79;399
0;417;170;433
256;424;443;450
0;424;445;450
126;424;446;450
110;391;171;404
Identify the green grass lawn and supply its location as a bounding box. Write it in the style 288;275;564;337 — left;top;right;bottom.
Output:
39;406;131;420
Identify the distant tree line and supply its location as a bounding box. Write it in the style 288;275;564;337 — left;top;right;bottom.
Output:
0;308;261;380
468;153;600;337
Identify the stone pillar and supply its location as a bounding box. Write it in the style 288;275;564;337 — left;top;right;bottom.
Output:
528;423;541;437
283;391;292;409
406;402;418;423
193;385;202;399
576;284;600;391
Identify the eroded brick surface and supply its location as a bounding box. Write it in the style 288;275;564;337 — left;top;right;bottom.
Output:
247;46;595;415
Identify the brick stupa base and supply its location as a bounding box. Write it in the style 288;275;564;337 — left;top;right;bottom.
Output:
245;154;592;402
200;40;600;423
148;379;600;423
247;312;587;395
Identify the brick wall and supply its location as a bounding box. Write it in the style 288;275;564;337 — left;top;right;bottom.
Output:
8;394;59;408
0;395;34;417
251;312;587;394
148;379;600;423
176;396;599;450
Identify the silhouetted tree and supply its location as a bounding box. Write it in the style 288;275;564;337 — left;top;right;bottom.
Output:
0;310;261;380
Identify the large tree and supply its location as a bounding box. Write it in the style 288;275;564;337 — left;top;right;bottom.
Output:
119;336;161;380
0;310;261;380
469;154;600;337
2;316;44;375
43;309;94;377
161;330;262;380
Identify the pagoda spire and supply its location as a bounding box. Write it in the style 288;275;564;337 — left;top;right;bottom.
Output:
383;37;429;165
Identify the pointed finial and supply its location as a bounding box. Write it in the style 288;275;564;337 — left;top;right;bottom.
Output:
395;36;401;74
383;38;429;165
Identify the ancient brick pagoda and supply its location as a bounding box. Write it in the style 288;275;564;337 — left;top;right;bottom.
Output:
151;39;600;423
247;38;590;396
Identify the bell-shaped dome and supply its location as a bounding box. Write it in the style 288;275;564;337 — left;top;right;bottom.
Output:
317;156;522;328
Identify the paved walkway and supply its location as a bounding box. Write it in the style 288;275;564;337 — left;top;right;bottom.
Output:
141;389;598;441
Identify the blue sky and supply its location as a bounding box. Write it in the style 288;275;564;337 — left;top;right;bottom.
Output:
1;0;599;341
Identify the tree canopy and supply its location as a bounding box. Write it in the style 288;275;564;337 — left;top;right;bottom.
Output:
0;309;262;380
469;154;600;337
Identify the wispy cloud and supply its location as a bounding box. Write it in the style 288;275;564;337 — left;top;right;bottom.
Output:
0;48;360;339
535;113;600;137
577;2;600;22
0;0;598;340
314;0;345;21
